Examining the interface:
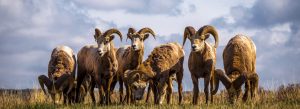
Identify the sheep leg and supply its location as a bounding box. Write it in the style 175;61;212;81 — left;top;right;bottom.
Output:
105;76;113;105
210;76;215;103
95;74;104;105
166;78;173;104
145;81;152;103
250;73;259;101
108;76;117;104
75;72;86;103
118;77;124;103
89;80;96;104
124;83;130;104
177;66;183;104
152;83;159;104
204;75;210;104
236;87;242;101
243;80;250;102
192;74;199;105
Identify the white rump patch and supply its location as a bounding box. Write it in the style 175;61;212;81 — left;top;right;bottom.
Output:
54;45;74;57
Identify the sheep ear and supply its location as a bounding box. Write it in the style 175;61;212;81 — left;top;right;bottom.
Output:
204;33;210;40
143;34;149;41
94;28;102;40
109;35;115;41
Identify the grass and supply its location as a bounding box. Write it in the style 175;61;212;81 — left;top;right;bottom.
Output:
0;84;299;109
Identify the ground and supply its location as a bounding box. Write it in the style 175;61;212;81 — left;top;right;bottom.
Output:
0;84;299;109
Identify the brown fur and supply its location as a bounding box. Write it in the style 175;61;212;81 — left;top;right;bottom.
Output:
215;35;259;104
183;25;219;104
124;42;184;104
76;28;121;105
48;47;76;80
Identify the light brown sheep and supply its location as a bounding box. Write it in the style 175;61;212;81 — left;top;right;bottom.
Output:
182;25;219;104
124;42;185;104
110;27;155;104
76;28;122;105
214;35;259;104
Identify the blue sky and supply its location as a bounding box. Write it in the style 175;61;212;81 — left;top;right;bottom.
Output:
0;0;299;90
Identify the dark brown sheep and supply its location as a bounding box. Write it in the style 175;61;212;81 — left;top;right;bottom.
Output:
214;35;259;104
76;28;122;105
124;42;185;104
182;25;219;104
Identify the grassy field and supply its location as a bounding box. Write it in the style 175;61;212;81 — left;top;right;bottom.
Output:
0;84;299;109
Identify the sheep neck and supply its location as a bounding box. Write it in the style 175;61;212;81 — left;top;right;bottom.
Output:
129;48;144;70
137;61;155;78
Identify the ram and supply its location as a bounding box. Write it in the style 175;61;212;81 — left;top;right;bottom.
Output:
76;28;122;105
110;27;155;103
38;45;76;104
182;25;219;104
124;42;184;104
214;35;259;104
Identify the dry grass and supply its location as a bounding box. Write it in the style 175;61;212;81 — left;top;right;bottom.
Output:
0;84;299;109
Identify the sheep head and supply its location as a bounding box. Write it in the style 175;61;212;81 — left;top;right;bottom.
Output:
51;62;69;80
94;28;122;57
38;74;75;104
183;25;219;52
127;27;156;51
124;70;153;100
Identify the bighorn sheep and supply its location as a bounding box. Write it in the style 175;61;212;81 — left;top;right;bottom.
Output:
124;42;184;104
38;45;76;104
76;28;122;105
182;25;219;104
214;35;259;104
110;27;155;103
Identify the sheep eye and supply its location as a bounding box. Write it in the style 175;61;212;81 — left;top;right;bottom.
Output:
132;85;137;89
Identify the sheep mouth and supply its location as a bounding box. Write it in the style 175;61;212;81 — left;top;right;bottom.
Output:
191;49;200;52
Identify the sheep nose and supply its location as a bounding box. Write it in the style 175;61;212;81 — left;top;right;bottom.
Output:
192;45;196;49
132;45;137;49
97;50;103;55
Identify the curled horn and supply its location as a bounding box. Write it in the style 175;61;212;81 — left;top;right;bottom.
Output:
38;75;53;95
197;25;219;48
127;28;136;41
104;28;123;41
232;73;248;89
94;28;102;40
54;74;74;92
213;69;232;89
183;26;196;46
138;27;156;39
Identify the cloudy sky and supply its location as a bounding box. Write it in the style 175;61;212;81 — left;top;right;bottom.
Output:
0;0;299;90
